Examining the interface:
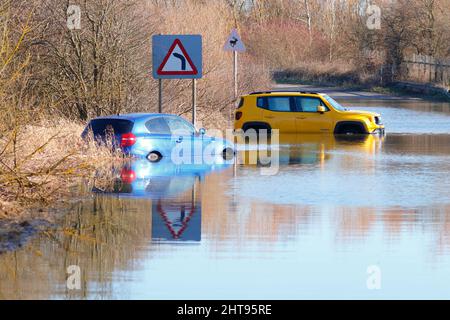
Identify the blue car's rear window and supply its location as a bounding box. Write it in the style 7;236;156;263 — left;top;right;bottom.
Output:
89;119;134;136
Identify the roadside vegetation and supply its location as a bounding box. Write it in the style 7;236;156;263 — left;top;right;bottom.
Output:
1;0;450;219
0;5;120;219
243;0;450;91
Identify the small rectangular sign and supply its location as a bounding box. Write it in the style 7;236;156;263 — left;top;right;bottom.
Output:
152;34;202;79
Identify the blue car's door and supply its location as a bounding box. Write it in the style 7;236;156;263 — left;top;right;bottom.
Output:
140;116;225;164
165;116;206;164
135;117;176;159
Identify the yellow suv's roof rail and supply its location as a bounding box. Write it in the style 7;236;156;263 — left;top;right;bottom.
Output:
248;90;319;95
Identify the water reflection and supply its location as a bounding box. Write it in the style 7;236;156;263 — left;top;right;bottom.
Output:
235;133;450;208
92;159;232;243
340;99;450;134
238;134;383;167
152;194;201;242
1;107;450;298
92;158;230;198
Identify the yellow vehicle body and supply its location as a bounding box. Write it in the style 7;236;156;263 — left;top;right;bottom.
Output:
234;91;385;135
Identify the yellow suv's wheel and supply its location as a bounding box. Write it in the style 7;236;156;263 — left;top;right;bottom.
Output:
335;122;367;135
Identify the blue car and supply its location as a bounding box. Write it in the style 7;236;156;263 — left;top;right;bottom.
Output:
82;113;235;163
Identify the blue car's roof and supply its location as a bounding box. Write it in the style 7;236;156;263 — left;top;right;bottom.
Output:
91;113;179;122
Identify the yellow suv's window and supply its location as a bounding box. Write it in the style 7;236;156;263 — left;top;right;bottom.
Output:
257;96;293;112
323;95;347;111
294;96;328;112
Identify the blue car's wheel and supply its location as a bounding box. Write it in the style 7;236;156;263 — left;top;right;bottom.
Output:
147;151;162;162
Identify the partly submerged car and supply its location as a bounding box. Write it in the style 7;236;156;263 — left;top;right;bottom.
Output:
234;91;385;135
82;113;235;163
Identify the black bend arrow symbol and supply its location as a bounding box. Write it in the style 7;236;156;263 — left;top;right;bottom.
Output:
230;37;238;47
172;53;186;71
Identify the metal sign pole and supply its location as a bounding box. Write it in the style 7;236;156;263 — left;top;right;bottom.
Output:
158;79;162;113
192;79;197;125
232;50;238;124
233;51;238;100
224;29;245;123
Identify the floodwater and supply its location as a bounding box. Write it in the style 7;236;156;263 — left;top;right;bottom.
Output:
1;98;450;299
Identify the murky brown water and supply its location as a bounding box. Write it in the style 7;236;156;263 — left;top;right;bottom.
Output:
0;99;450;299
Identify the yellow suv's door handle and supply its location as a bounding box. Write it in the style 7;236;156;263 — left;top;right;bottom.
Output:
296;117;306;120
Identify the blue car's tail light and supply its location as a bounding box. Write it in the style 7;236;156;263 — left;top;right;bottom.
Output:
120;168;136;184
121;132;137;147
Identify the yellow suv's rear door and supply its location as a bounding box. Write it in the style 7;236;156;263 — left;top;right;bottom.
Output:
257;96;296;133
293;96;333;133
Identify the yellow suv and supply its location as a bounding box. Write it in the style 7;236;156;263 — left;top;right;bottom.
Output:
234;91;385;135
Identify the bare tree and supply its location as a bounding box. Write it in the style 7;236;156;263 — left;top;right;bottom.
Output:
381;0;418;81
30;0;155;120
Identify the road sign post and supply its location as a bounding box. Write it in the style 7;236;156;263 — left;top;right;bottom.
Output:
152;35;202;125
233;51;238;100
158;79;162;113
224;29;246;124
192;79;197;125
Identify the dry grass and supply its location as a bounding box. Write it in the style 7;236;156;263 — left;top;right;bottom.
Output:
0;119;123;219
0;5;124;220
272;60;380;87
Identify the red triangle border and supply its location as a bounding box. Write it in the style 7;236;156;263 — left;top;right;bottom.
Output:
156;38;198;75
157;200;196;240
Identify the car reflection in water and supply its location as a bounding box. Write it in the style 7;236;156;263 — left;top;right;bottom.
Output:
92;156;232;243
237;133;384;167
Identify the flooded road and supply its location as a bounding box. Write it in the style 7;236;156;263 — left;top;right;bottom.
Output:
1;98;450;299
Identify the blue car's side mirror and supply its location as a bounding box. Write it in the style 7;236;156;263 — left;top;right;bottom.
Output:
199;128;206;136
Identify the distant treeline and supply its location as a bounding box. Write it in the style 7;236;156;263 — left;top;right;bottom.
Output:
241;0;450;86
1;0;450;123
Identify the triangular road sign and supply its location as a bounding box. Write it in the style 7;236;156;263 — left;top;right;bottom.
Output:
157;39;198;75
223;28;246;52
156;200;196;240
